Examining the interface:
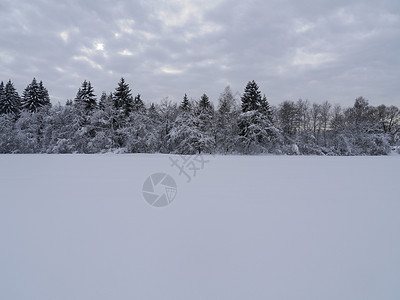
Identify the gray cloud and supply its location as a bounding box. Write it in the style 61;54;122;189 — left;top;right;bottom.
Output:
1;0;399;106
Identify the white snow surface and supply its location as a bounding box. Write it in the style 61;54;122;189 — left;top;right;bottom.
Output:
0;154;399;300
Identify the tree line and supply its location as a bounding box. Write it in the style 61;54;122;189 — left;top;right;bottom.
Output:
0;78;399;155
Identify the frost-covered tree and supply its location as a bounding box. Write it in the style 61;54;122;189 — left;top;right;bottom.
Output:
0;80;21;117
14;107;51;153
0;113;18;153
216;86;238;153
241;80;262;112
113;77;133;116
158;99;178;153
198;93;211;111
195;93;215;152
169;109;207;154
319;101;331;147
39;81;51;107
311;103;321;138
377;105;400;137
238;81;279;153
21;78;51;112
0;82;5;112
169;93;214;154
237;110;280;154
260;94;273;122
278;101;298;136
74;80;97;111
179;93;191;112
133;94;146;113
98;91;107;110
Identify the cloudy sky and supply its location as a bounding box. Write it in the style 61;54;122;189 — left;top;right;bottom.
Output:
1;0;399;107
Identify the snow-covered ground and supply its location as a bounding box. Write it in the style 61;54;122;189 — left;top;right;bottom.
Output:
1;154;399;300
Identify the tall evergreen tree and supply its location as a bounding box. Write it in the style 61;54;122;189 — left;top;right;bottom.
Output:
216;86;238;153
75;80;97;111
0;80;21;117
99;91;107;110
133;94;146;112
0;82;5;113
38;80;51;107
113;78;133;116
179;93;191;111
21;78;51;112
238;81;279;153
260;94;273;121
241;80;262;112
198;93;212;111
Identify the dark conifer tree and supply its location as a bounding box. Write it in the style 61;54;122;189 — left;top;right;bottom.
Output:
21;78;51;112
38;80;51;107
0;81;5;114
113;78;133;116
133;94;146;112
179;93;191;112
22;78;39;112
75;80;97;111
99;91;107;110
241;80;262;112
0;80;21;117
238;81;278;153
260;94;273;121
198;93;212;111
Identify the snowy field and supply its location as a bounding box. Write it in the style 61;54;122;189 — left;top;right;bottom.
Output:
1;154;399;300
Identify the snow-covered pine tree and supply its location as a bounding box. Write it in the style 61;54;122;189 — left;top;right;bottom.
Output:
238;81;279;153
169;108;204;154
84;81;97;110
198;93;211;111
216;86;239;153
179;93;191;112
0;82;5;114
113;78;133;116
133;94;146;113
260;94;273;121
158;99;178;153
0;80;21;117
241;80;262;112
74;80;97;111
195;93;215;152
38;80;51;108
98;91;107;110
74;88;83;107
21;78;50;112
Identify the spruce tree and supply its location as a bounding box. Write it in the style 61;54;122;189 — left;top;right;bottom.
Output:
238;81;278;153
216;86;238;153
199;93;211;111
0;81;5;114
133;94;146;112
113;77;133;116
218;86;235;115
241;80;262;112
38;80;51;107
1;80;21;117
21;78;50;112
75;80;97;111
179;93;191;111
99;91;107;110
196;93;214;152
260;94;273;121
85;81;97;110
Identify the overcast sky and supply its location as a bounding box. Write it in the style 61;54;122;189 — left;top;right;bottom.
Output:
1;0;399;107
